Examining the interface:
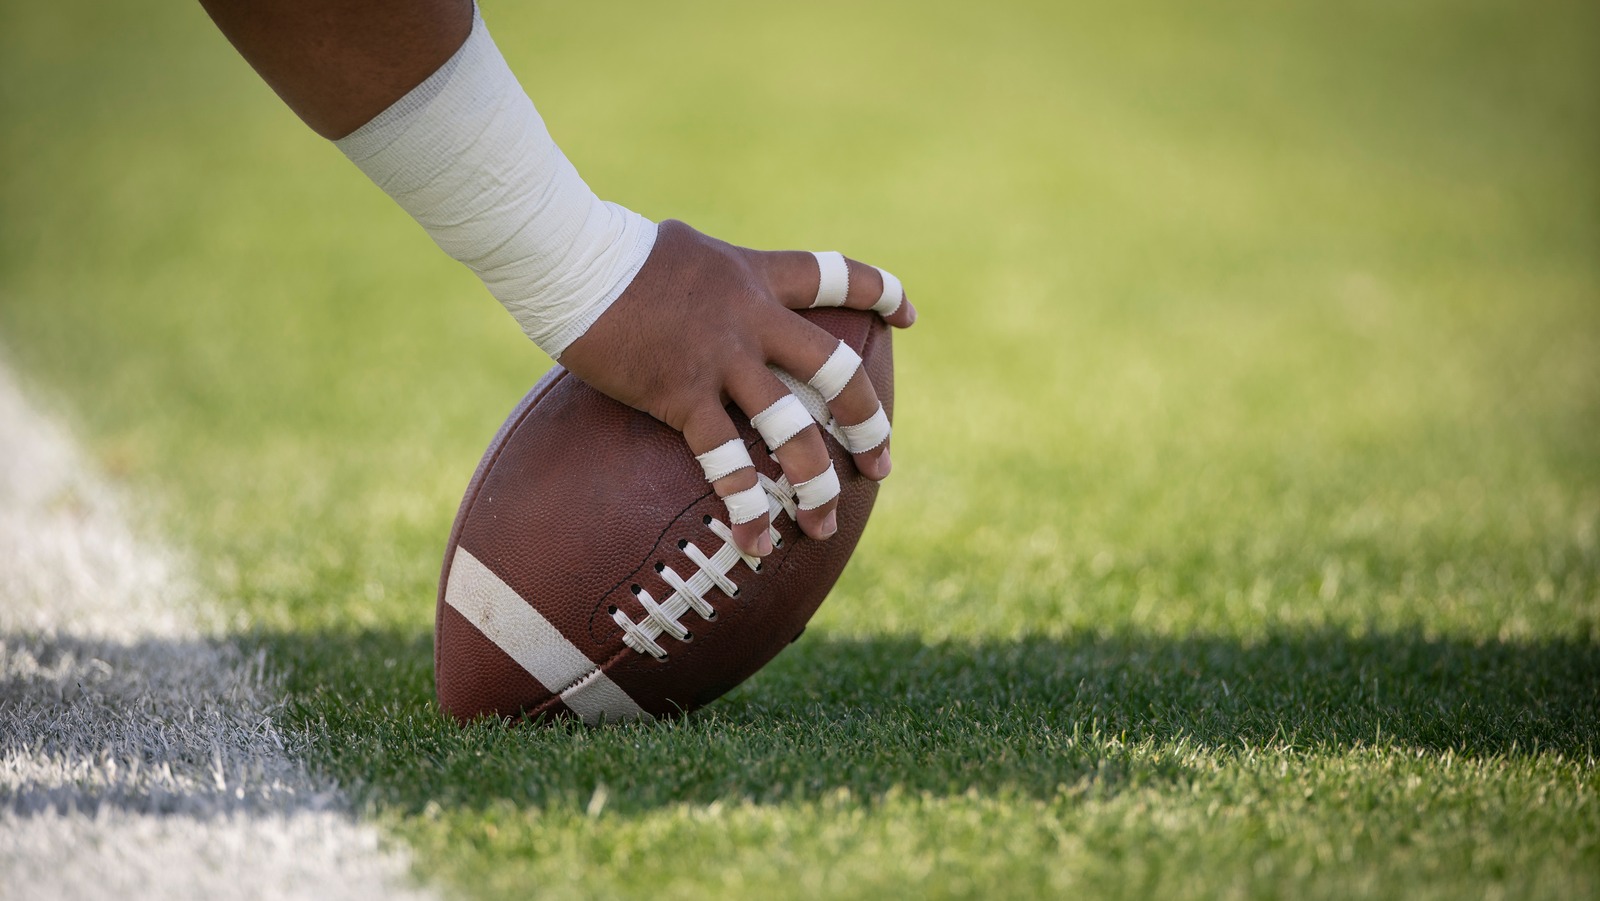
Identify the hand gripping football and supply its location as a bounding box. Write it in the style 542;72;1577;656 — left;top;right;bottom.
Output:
435;309;893;724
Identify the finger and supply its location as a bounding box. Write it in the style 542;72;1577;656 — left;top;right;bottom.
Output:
766;320;894;481
727;367;841;542
683;407;773;558
762;250;918;328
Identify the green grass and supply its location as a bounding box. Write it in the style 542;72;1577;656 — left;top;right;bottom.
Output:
3;0;1598;898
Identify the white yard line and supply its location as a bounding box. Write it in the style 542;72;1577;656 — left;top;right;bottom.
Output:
0;361;435;901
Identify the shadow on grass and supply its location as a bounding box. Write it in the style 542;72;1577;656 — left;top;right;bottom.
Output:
252;625;1599;815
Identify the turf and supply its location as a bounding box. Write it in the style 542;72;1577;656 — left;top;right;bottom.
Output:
3;0;1598;898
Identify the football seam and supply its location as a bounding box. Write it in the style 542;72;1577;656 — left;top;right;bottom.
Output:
603;463;818;663
583;483;724;645
585;436;797;647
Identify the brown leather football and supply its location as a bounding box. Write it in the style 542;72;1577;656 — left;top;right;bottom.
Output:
435;308;892;724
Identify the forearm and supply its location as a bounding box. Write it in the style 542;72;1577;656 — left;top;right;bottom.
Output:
202;0;655;356
334;9;656;355
198;0;472;140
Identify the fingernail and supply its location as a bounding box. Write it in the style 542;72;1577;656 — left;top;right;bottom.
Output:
819;510;838;538
755;533;773;556
874;447;892;479
905;304;917;326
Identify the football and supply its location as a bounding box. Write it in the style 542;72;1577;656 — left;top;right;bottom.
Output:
434;308;893;724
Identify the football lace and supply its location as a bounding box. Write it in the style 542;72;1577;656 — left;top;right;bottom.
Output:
611;472;801;660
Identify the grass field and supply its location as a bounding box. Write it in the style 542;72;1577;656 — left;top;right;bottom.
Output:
3;0;1598;897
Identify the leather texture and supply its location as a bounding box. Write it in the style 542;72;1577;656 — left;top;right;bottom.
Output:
435;309;893;723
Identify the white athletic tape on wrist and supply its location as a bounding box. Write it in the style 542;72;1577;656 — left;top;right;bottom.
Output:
335;8;656;358
721;483;770;525
808;341;861;402
872;267;904;317
793;466;841;511
811;251;850;308
840;405;891;453
750;395;812;450
695;439;754;482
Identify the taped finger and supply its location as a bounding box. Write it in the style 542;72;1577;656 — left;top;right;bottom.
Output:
809;251;850;308
872;266;904;317
721;482;770;525
695;438;754;482
683;410;772;552
793;465;841;511
807;341;862;402
839;405;892;454
750;394;812;451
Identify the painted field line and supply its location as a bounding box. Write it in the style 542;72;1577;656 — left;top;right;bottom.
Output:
0;359;437;901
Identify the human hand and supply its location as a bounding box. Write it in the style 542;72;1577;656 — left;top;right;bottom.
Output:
558;219;916;559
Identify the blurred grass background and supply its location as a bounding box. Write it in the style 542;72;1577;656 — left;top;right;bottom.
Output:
2;0;1597;898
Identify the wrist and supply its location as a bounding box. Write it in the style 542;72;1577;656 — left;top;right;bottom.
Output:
334;5;654;358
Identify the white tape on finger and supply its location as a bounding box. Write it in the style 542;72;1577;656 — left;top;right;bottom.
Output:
721;483;769;525
872;267;904;317
695;439;754;482
840;405;891;453
793;466;841;511
811;251;850;308
750;395;812;450
808;341;862;402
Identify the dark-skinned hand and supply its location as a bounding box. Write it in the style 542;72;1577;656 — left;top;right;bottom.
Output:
560;219;916;558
